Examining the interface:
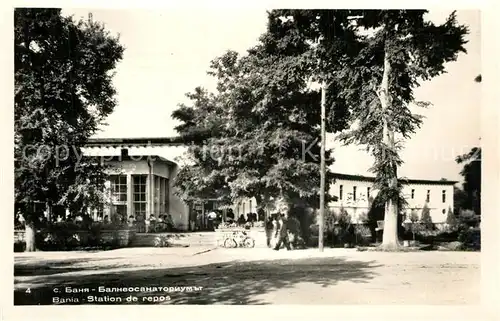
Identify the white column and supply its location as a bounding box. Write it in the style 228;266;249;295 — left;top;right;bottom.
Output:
127;174;133;218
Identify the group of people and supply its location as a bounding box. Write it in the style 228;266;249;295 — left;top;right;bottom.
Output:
266;198;292;251
195;210;264;231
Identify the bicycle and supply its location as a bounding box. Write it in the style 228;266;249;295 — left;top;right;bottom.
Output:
223;230;255;248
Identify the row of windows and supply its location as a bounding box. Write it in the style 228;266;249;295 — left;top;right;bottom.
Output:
109;174;169;219
338;185;448;203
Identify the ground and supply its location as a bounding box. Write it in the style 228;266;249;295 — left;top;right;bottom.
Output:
14;247;480;305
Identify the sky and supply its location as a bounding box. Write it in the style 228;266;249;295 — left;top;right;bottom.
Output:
63;9;481;182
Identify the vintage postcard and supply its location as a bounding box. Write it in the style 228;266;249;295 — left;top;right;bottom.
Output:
3;2;498;321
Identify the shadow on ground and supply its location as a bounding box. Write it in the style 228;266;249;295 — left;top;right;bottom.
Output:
14;256;380;305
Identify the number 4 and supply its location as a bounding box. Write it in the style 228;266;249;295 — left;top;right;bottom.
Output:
25;288;31;294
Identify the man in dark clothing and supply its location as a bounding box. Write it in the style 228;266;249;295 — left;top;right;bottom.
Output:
274;213;291;250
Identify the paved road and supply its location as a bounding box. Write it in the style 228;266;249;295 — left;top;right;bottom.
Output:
14;247;480;305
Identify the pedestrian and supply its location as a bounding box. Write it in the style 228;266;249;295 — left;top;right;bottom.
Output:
265;215;274;247
208;211;217;231
274;213;291;251
274;198;292;251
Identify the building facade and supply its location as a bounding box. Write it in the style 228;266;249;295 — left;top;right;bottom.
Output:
328;173;456;224
81;138;457;230
83;143;190;230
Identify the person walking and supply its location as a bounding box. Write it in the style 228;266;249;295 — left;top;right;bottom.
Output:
274;213;291;251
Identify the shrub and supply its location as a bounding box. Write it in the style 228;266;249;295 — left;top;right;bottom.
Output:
357;212;369;224
14;241;25;252
458;210;480;228
325;208;336;232
458;227;480;251
445;207;458;228
420;204;434;230
31;221;132;251
335;207;351;228
354;224;371;245
286;216;305;248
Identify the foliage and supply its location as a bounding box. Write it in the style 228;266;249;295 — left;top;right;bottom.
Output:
357;212;369;224
445;207;458;229
171;12;348;212
335;206;351;228
456;147;481;215
266;10;468;247
324;208;337;231
457;227;480;251
458;209;480;227
16;221;133;251
420;203;433;230
453;186;468;215
409;209;419;222
14;9;123;233
354;224;371;245
286;216;306;249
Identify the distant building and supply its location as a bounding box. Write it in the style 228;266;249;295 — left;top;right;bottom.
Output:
329;173;456;224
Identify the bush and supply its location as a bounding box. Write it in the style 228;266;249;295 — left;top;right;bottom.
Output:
458;227;480;251
354;224;371;245
335;208;351;228
458;210;480;228
33;221;131;251
287;216;305;249
14;241;26;252
420;204;433;230
445;207;458;228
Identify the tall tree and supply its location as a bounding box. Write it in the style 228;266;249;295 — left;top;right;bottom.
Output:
15;9;124;251
456;147;481;215
268;10;468;249
172;22;345;215
453;75;481;216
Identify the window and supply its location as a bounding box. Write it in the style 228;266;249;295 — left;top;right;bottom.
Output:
426;190;430;203
109;175;127;221
442;190;446;203
367;187;371;199
411;189;415;199
339;185;343;200
133;175;147;218
353;186;357;201
110;175;127;202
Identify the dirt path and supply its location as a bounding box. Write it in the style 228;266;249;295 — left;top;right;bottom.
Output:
14;248;480;305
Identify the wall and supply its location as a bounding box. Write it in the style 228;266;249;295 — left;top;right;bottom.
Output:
329;178;455;224
106;159;153;175
168;163;190;231
328;178;374;222
402;183;454;223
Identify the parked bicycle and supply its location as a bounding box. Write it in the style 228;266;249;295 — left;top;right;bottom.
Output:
223;230;255;248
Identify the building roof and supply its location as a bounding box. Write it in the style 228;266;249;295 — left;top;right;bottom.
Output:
331;173;458;185
85;136;186;147
84;137;458;185
83;154;176;165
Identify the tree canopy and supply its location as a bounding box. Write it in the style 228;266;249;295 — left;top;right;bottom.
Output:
266;10;468;248
171;23;345;209
15;8;124;226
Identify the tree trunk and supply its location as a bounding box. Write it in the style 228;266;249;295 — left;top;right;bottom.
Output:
25;221;36;252
378;49;400;250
